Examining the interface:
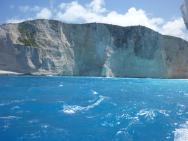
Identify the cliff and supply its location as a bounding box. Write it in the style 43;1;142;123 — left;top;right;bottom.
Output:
181;0;188;29
0;19;188;78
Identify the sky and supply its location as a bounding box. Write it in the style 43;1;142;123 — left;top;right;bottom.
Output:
1;0;188;40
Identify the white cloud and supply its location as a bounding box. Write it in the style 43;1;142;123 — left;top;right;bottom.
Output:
161;18;187;39
36;8;52;19
87;0;106;13
56;1;88;23
6;0;188;40
100;8;164;31
6;18;32;23
6;19;24;24
59;3;66;10
55;0;188;40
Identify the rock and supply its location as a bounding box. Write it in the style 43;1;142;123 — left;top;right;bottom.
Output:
181;0;188;29
0;19;188;78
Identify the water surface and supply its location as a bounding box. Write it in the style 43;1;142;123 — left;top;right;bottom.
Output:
0;76;188;141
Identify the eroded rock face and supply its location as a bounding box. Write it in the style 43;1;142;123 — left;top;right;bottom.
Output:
0;19;188;78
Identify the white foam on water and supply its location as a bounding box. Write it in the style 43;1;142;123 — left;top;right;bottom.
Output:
177;104;185;108
20;131;41;140
28;119;39;124
158;110;170;117
85;115;97;119
62;105;84;114
88;97;98;103
59;84;64;87
61;95;106;114
184;93;188;96
41;124;49;129
0;116;21;120
136;109;169;120
116;129;126;136
176;104;186;116
116;130;124;135
0;99;36;107
115;128;129;137
101;121;114;127
91;90;98;95
137;109;156;120
174;121;188;141
0;100;24;106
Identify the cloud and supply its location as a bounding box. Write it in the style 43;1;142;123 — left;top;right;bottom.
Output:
55;0;188;40
161;18;187;39
6;19;24;23
6;0;188;40
56;1;88;23
36;8;52;19
6;18;32;23
87;0;106;13
100;8;164;30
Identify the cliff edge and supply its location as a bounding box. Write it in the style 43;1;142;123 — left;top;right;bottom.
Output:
0;19;188;78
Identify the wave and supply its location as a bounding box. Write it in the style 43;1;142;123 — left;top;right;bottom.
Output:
60;95;106;114
0;116;21;120
136;109;169;120
91;90;98;95
174;121;188;141
0;99;36;106
11;105;21;110
59;84;64;87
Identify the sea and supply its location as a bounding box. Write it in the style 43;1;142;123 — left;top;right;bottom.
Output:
0;76;188;141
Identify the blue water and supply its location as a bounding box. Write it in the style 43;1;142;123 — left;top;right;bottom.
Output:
0;76;188;141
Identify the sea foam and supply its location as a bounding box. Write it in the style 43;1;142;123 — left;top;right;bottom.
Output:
61;95;106;114
174;121;188;141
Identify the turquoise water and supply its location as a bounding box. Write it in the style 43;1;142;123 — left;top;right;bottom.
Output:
0;76;188;141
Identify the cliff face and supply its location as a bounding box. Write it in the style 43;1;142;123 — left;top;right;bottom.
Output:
181;0;188;29
0;19;188;78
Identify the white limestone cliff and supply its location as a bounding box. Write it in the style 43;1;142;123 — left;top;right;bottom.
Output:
0;19;188;78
